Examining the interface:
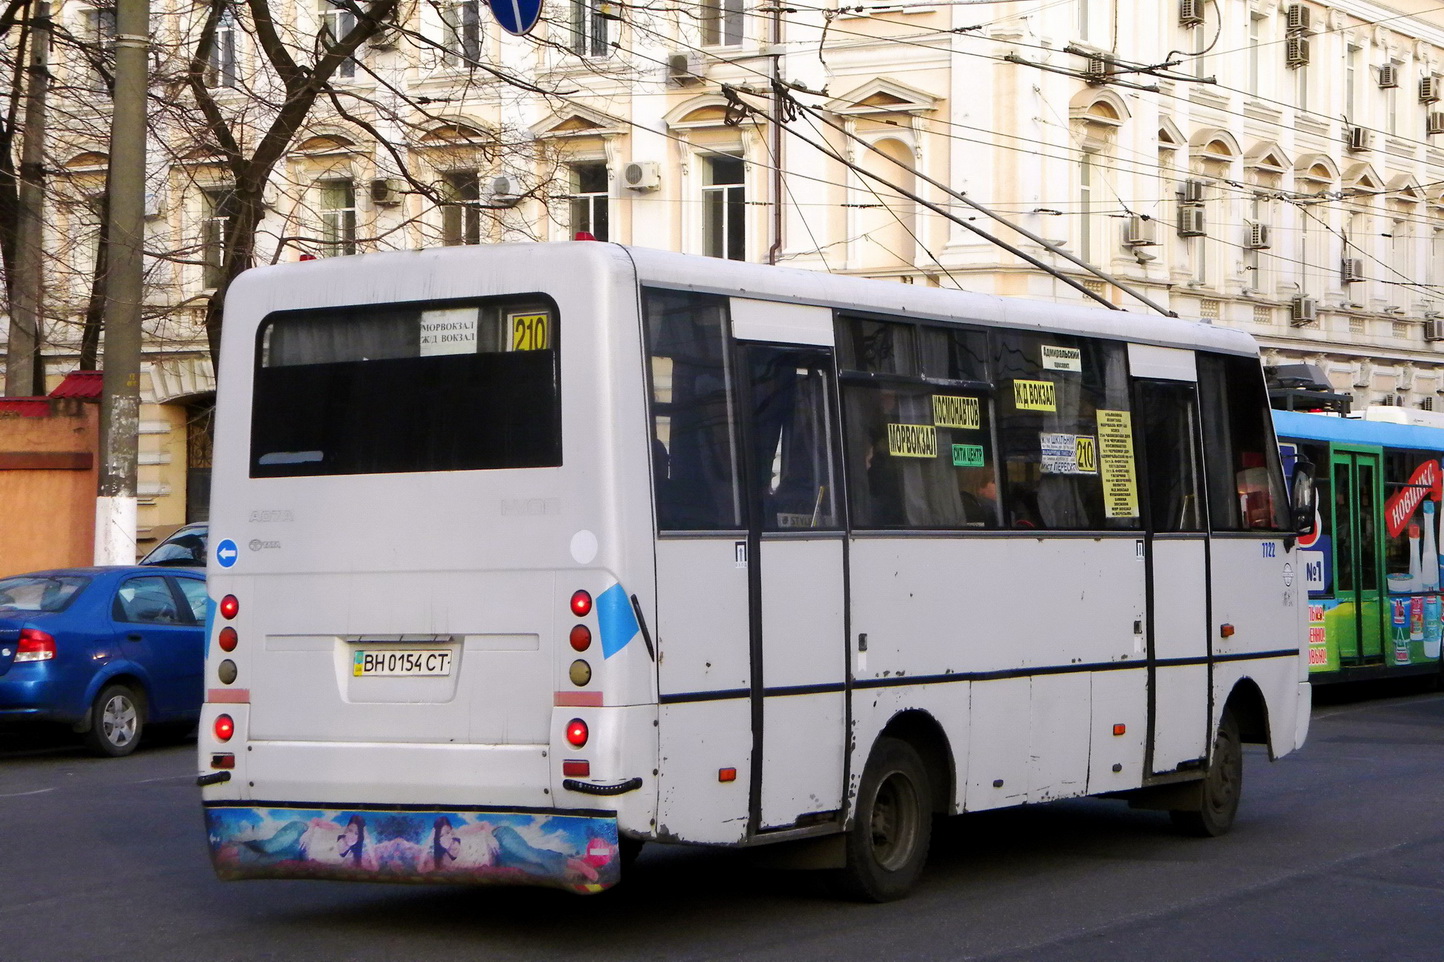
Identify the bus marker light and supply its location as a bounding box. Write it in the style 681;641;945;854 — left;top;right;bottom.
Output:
719;768;737;782
214;714;235;742
1219;623;1236;638
563;760;590;777
218;660;238;685
569;624;592;651
210;753;235;770
566;718;589;747
1112;724;1126;736
570;590;592;617
569;660;592;686
219;627;238;652
220;595;240;619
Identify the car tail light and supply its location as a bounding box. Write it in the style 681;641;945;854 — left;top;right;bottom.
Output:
565;718;588;747
214;714;235;742
15;629;55;662
219;595;239;619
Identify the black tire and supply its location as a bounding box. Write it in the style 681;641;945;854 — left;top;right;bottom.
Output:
1170;707;1242;837
835;736;932;902
84;684;144;757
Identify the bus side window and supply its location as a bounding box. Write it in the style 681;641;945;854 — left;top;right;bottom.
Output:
1198;353;1291;532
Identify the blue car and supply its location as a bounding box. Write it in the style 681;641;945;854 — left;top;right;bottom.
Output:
0;566;208;756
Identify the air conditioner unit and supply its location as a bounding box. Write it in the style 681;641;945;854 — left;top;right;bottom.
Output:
1178;0;1204;27
1246;222;1272;250
369;178;403;205
666;51;704;87
1084;54;1111;84
1180;178;1207;204
1429;112;1444;135
489;175;521;206
1426;318;1444;341
1348;126;1372;152
1286;3;1310;34
1177;205;1206;237
1341;257;1365;283
1290;295;1318;324
1286;36;1311;67
1124;214;1159;247
1421;76;1440;103
1379;63;1399;88
622;160;661;191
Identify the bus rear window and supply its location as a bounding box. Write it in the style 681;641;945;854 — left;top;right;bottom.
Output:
250;297;560;477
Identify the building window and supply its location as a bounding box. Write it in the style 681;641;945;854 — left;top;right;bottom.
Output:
1247;13;1264;96
1345;44;1360;119
703;155;744;260
701;0;742;46
443;0;481;66
441;171;481;246
319;0;357;80
82;5;116;89
202;187;237;288
319;180;357;256
1387;61;1401;136
1078;152;1094;264
206;9;238;88
571;0;610;58
569;163;609;240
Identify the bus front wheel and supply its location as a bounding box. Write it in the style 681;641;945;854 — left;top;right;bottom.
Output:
1170;707;1242;837
836;736;932;902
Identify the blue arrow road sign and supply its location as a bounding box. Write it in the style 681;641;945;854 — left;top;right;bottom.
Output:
487;0;543;36
216;539;239;568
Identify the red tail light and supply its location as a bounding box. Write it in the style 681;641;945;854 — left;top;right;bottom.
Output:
214;714;235;742
218;627;238;652
569;624;592;651
219;595;240;619
15;629;55;662
570;590;592;617
565;718;589;747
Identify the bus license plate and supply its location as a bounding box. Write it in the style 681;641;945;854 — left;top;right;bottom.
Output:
352;649;453;677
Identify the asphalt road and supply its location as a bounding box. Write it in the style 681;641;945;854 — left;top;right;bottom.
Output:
2;687;1441;962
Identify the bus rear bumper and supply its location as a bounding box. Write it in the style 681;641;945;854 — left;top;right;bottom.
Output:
203;803;621;893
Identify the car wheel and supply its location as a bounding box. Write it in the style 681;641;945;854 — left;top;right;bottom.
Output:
834;736;932;902
84;684;144;757
1171;707;1243;837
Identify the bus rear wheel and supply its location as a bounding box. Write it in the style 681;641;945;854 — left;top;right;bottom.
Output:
1171;707;1242;837
836;736;932;902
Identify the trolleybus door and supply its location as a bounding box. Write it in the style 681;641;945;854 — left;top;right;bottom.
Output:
737;343;848;833
1329;449;1386;667
1132;378;1211;774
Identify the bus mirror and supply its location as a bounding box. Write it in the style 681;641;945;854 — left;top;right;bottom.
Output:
1290;459;1317;536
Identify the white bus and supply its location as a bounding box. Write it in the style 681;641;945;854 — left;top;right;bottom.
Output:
198;243;1314;900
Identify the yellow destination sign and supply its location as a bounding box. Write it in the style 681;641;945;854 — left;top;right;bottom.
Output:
933;395;981;429
887;423;937;458
1014;379;1057;412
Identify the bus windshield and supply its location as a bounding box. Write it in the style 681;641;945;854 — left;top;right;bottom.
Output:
250;296;561;477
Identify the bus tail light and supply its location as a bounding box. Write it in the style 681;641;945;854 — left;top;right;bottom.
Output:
569;624;592;651
210;753;235;769
563;759;590;777
219;595;240;619
15;629;56;662
565;718;589;747
570;590;592;617
218;626;238;652
214;714;235;742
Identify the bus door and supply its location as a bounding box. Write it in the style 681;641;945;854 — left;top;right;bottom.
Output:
1132;377;1210;774
1329;448;1386;666
736;342;848;833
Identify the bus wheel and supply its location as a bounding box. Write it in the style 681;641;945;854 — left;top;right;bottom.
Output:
84;684;144;757
836;736;931;902
1170;708;1242;837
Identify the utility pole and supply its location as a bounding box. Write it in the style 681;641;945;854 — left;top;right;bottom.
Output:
95;0;148;563
5;1;50;398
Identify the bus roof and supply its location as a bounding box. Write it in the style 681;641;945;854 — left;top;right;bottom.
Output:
1274;409;1444;452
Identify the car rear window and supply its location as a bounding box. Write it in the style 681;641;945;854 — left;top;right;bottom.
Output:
0;575;89;612
250;295;561;478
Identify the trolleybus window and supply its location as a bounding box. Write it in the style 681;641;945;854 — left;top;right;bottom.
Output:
644;289;742;531
250;297;560;477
